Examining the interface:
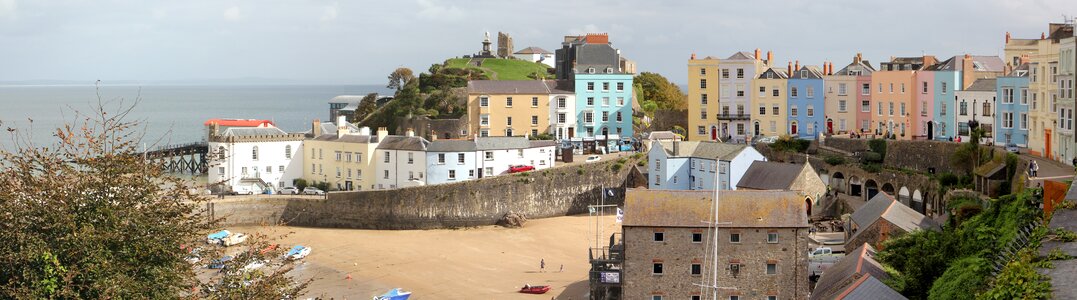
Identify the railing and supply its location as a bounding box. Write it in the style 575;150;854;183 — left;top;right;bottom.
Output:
717;113;751;120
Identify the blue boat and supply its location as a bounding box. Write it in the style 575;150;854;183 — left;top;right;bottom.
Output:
206;230;231;244
286;245;312;260
373;288;411;300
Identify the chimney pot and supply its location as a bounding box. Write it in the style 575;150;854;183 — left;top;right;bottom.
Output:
406;128;415;137
754;48;761;61
1041;32;1046;39
312;119;322;137
795;60;800;71
787;61;793;75
691;53;696;60
767;51;773;63
1005;32;1011;44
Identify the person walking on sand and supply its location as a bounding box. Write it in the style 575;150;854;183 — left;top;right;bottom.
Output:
540;259;545;272
560;264;564;272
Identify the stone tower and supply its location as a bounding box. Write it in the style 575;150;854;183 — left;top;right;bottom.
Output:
497;32;514;58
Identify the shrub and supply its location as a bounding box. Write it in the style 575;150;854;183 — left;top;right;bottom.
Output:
927;256;992;300
771;135;811;153
861;163;882;173
293;178;308;190
824;155;846;166
938;173;959;187
861;152;884;164
868;138;887;157
611;163;624;172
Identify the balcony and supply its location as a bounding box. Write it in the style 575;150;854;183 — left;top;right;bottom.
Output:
717;113;751;120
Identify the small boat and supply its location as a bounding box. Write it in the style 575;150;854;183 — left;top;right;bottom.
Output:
207;256;233;269
518;284;551;294
286;245;312;260
221;233;248;247
207;230;231;244
373;288;411;300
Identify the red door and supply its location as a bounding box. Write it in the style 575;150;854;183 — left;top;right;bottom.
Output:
827;119;834;134
791;123;798;135
711;126;717;141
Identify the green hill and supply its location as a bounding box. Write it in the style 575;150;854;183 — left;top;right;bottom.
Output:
443;58;553;80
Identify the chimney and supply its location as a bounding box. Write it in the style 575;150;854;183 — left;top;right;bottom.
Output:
787;61;793;75
430;130;437;141
1005;32;1011;44
795;60;800;71
767;51;773;63
406;128;415;137
1004;62;1013;76
754;48;761;61
312;119;322;137
961;54;975;89
207;122;219;140
691;52;696;60
336;115;348;138
1020;54;1030;65
376;127;388;142
1041;32;1046;40
359;126;371;136
672;140;680;156
855;52;863;64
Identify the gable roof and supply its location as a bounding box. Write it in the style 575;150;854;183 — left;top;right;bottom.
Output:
427;139;477;152
835;60;877;75
204;119;274;127
736;161;806;190
544;80;575;94
790;66;825;79
838;275;908;300
327;95;365;104
726;51;756;60
850;193;940;239
934;55;1005;73
810;243;900;300
312;134;374;143
654;141;752;161
966;78;998;92
375;136;430;151
622;189;809;228
514;46;552;55
467;80;552;94
647;131;681;141
475;136;533;150
758;67;789;79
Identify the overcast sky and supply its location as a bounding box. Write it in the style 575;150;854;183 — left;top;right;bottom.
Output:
1;0;1075;85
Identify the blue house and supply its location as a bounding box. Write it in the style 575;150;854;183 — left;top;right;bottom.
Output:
647;140;765;190
574;72;634;152
932;71;960;139
787;66;826;139
995;65;1030;147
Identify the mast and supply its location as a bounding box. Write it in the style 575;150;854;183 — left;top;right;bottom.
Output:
710;174;719;300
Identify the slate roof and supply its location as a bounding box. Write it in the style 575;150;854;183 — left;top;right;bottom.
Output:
726;51;755;60
623;189;809;228
838;275;908;300
655;141;752;161
834;60;877;76
810;243;899;300
204;119;274;127
219;127;289;137
736;161;806;190
311;134;374;143
375;136;430;151
544;80;575;94
966;78;998;92
529;140;557;148
758;67;789;79
790;66;825;79
849;193;940;241
468;80;551;94
302;122;361;136
427;139;477;152
514;46;552;55
475;136;533;150
646;131;681;141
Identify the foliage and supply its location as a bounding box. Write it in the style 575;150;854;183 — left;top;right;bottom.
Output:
387;67;416;91
611;162;624;172
928;256;992;300
824;155;846;166
353;93;380;122
1046;227;1077;243
292;178;308;190
634;72;686;110
528;133;554;140
1046;248;1074;261
868;138;888;158
952;127;989;175
442;58;551;81
861;152;884;164
0;100;306;298
861;163;882;173
770;135;810;153
878;230;956;299
979;249;1051;300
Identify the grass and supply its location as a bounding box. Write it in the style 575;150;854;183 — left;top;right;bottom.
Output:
443;58;551;80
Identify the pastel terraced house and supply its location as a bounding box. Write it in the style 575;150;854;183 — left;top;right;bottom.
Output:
302;119;380;191
830;53;876;134
787;62;826;139
467;80;555;138
647;140;765;191
556;33;635;149
928;54;1007;140
871;55;937;139
687;54;721;141
717;50;770;142
1004;24;1069;160
1057;30;1076;164
996;64;1031;147
954;78;998;142
750;67;789;137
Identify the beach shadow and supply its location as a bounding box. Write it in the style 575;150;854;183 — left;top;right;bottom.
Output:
554;280;589;300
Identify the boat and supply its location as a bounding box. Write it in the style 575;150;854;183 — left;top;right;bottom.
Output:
373;288;411;300
286;245;312;260
221;233;248;246
206;230;231;244
518;284;551;294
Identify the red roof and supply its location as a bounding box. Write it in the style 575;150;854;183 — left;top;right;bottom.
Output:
203;118;275;127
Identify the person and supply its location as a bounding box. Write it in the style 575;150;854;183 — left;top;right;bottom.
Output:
809;226;817;237
559;264;564;272
1030;161;1036;177
540;259;545;272
1033;160;1040;177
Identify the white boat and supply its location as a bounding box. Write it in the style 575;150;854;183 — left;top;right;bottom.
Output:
221;233;248;246
286;245;312;260
206;230;231;244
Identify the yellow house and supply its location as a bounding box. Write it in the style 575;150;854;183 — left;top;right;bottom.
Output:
303;119;384;191
751;67;789;137
687;55;720;141
1004;26;1063;159
467;80;553;138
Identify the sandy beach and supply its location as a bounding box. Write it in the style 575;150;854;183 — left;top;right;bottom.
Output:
229;214;621;299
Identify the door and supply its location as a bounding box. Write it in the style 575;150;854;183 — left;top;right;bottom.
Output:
1045;129;1052;158
568;127;574;139
711;126;717;141
791;122;798;135
754;122;760;136
345;181;353;191
827;119;834;134
927;121;934;140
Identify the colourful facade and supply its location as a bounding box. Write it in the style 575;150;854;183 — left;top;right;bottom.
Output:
996;72;1031;147
687;55;721;141
750;67;789;137
1005;25;1065;159
932;71;961;139
574;73;634;139
717;50;769;142
830;53;876;135
787;65;826;139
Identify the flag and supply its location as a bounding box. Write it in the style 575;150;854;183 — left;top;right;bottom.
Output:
616;208;624;223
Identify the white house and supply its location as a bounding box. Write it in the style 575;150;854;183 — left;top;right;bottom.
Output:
375;130;430;190
647;140;765;190
513;46;555;67
425;137;557;185
425;140;479;184
207;121;305;195
548;81;577;140
955;78;998;143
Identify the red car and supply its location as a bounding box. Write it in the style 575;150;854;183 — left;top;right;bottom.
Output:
508;165;535;173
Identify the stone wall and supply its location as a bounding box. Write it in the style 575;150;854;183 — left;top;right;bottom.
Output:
651;109;688;133
822;138;964;174
209;157;638;230
396;116;470;140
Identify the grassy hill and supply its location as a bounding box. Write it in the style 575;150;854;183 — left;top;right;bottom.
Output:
444;58;553;80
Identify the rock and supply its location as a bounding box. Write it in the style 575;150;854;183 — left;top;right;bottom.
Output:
497;211;527;228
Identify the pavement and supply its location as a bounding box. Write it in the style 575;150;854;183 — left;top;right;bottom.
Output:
1039;180;1077;299
1021;153;1075;188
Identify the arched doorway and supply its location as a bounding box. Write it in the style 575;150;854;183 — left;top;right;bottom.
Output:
881;183;895;196
849;176;863;197
711;126;718;141
864;179;879;201
898;186;911;206
827;118;834;134
754;121;760;136
912;189;924;213
791;121;799;135
927;121;934;140
805;197;813;217
831;172;846;194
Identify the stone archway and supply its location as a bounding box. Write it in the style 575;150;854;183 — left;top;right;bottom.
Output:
805;197;813;217
881;182;895;196
898;186;911;206
831;172;846;194
864;179;879;201
912;189;924;213
849;176;863;197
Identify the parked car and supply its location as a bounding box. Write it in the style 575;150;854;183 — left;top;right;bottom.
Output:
1005;143;1020;153
221;233;249;247
280;186;300;195
585;155;602;163
508;165;535;173
303;187;325;195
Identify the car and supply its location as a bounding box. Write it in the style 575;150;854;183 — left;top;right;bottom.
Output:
1005;143;1020;153
280;186;299;195
585;155;602;163
302;187;325;195
508;165;535;173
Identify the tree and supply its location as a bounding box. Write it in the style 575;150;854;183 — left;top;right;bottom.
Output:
634;72;686;110
0;98;306;298
387;67;415;91
353;93;379;122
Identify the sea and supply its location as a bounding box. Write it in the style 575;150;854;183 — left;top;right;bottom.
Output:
0;84;392;151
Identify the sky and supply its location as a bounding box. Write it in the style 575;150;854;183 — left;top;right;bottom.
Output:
1;0;1075;85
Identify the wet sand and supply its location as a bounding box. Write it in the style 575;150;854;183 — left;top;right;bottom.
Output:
232;214;620;299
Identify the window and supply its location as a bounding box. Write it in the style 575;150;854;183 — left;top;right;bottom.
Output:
480;129;489;137
729;296;739;300
506;97;513;107
942;81;948;93
922;81;928;94
700;109;707;120
587;82;594;91
889;102;895;116
616;112;623;122
772;88;779;97
652;296;663;300
557;97;566;108
344;152;352;162
484;151;493;161
1003;112;1014;128
839;100;847;112
252;146;259;160
791;87;798;97
310;164;315;174
768;232;778;243
736;68;744;78
700;79;707;89
701;94;708;105
468;169;475;178
484;167;493;176
700;68;706;75
407;152;414;164
838;83;847;95
531;115;538;125
862;83;870;95
790;105;798;117
218;167;225;175
284;145;292;159
878;83;882;93
800;70;807;78
384;151;390;163
722;69;729;78
480;114;489;126
770;121;776;132
692;232;703;243
457;153;465;164
736;85;744;97
766;263;777;275
736;123;744;135
759;105;766;115
335;151;342;161
877;102;883;116
438;153;445;164
279;165;284;172
772;105;779;115
587;97;594;106
557;113;566;124
861;100;870;112
617;82;624;91
336;167;341;178
383;170;389;179
1020;113;1028;129
602;97;610;106
531;97;538;107
653;232;664;242
941;102;948;116
889;83;894;93
900;102;906;116
983;102;992;117
697;126;706;135
584;112;594;123
691;263;702;275
479;96;489;107
602;111;609;122
602;82;609;91
806;105;814;117
960;101;968;116
767;296;777;300
806;86;814;98
900;83;905;93
448;170;456;180
653;262;664;275
617;97;625;106
507;116;512;126
729;233;741;243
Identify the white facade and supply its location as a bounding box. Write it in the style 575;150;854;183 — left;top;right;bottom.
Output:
647;140;765;190
514;53;555;67
717;53;763;139
474;146;555;177
374;135;430;190
954;89;998;143
550;93;577;140
208;127;305;194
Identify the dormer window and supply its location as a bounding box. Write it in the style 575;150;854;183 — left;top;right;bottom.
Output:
588;67;596;74
800;70;807;78
606;67;614;74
